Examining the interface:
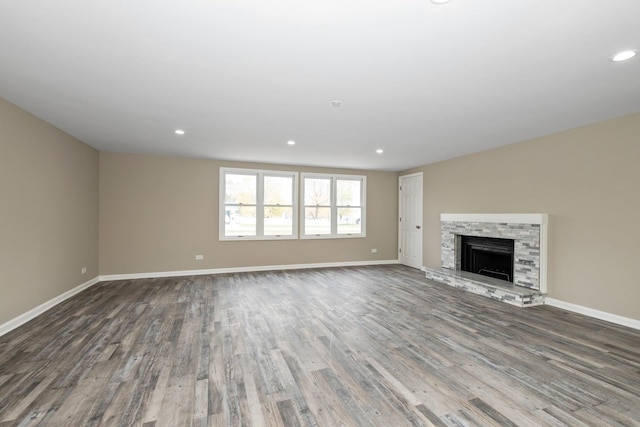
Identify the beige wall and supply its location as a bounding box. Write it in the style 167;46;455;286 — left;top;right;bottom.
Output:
402;113;640;320
0;98;99;325
99;152;399;275
3;92;637;326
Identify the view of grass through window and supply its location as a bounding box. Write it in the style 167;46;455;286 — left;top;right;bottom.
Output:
223;170;296;238
221;168;364;240
224;173;257;236
302;175;364;237
264;175;294;236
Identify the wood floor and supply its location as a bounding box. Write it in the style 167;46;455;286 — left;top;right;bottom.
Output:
1;265;639;426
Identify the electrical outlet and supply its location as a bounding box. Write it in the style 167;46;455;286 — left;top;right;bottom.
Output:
195;255;204;260
371;248;377;253
81;267;87;275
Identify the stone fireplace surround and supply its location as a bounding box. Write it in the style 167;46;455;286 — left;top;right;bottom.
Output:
424;213;548;307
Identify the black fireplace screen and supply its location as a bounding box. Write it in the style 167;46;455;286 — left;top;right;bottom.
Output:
461;236;514;282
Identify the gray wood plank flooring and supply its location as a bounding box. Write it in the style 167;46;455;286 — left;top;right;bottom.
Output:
0;265;639;426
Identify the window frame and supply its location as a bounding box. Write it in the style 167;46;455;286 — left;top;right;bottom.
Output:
219;167;298;241
300;172;366;239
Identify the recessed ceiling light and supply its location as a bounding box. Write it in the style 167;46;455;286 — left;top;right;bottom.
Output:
611;50;637;62
287;140;296;145
431;0;452;4
174;129;185;135
330;100;343;107
376;149;384;154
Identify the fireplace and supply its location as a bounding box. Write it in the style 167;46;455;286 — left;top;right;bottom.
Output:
460;236;514;282
438;213;548;292
424;213;548;307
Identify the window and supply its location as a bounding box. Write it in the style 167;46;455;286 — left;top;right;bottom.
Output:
301;173;366;238
220;168;298;240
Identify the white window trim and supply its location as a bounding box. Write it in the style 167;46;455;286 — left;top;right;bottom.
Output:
220;167;299;241
300;172;366;239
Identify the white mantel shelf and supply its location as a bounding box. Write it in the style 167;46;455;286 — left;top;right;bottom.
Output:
441;213;548;225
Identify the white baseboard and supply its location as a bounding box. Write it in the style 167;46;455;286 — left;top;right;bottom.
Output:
545;298;640;330
0;276;100;337
99;259;400;281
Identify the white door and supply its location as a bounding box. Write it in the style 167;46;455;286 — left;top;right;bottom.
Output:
399;173;423;269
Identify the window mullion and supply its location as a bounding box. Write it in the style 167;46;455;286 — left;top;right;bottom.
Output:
292;173;298;238
331;177;337;235
256;173;264;237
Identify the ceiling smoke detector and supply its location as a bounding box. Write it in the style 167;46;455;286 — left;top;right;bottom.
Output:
330;100;343;107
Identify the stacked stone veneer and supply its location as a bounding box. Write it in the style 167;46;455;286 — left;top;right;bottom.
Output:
442;221;541;290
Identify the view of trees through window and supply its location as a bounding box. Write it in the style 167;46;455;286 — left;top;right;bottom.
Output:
221;168;364;240
223;171;296;238
302;175;364;236
337;179;362;235
264;175;294;236
304;177;331;235
224;173;257;236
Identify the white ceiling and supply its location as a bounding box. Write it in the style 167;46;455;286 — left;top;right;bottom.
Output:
1;0;639;171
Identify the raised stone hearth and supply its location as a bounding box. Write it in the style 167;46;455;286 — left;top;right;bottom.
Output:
425;213;548;307
424;267;545;307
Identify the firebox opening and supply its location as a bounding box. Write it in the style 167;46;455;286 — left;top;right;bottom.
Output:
460;235;514;283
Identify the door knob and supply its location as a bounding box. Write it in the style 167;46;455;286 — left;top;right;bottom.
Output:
416;225;421;229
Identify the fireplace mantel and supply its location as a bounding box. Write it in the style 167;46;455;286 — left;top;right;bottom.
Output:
441;213;547;225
